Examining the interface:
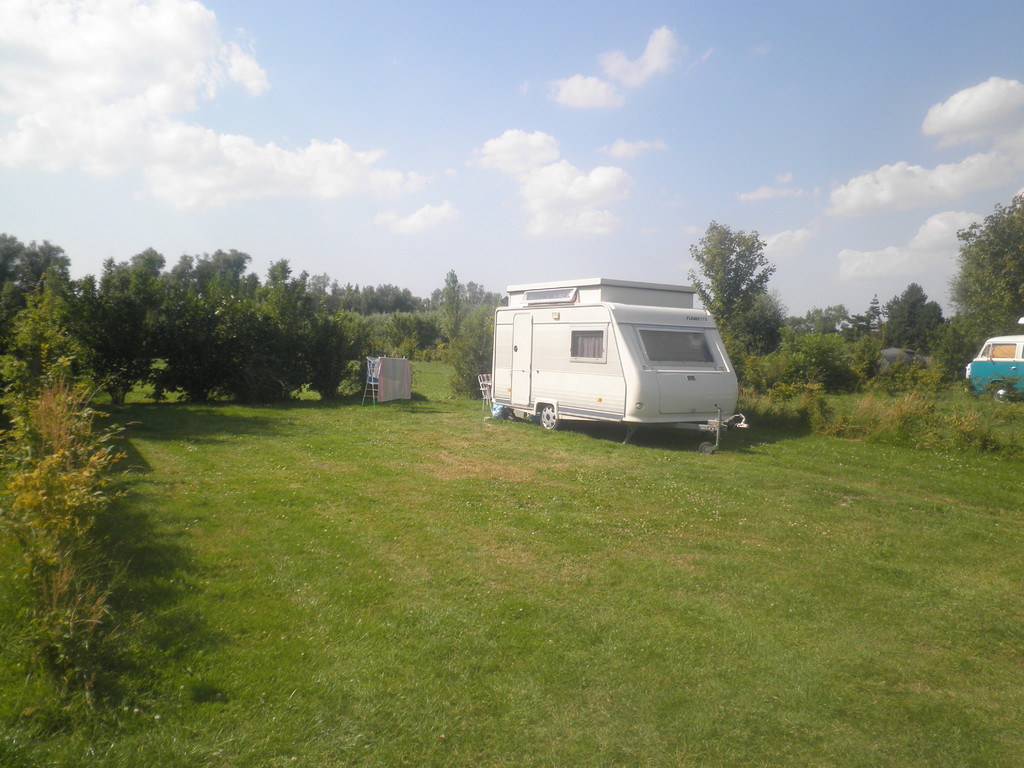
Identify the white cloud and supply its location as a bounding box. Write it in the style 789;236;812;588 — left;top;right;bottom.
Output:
838;211;981;279
0;0;419;208
764;228;813;259
472;130;633;236
923;76;1024;146
519;161;632;236
828;152;1014;216
599;26;679;88
143;127;424;208
549;27;680;109
598;138;667;159
471;129;561;175
739;185;805;202
548;75;624;109
830;77;1024;217
374;201;460;235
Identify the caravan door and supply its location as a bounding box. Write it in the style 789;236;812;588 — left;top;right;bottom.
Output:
511;312;533;406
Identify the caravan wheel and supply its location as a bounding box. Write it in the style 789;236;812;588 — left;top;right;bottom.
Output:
538;404;560;430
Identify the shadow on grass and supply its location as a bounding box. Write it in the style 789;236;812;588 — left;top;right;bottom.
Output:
108;394;456;447
532;408;811;453
106;400;316;447
92;493;223;699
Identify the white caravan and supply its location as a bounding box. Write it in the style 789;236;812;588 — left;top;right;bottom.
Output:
491;278;745;452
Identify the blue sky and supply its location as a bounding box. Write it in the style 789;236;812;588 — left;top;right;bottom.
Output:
2;0;1023;315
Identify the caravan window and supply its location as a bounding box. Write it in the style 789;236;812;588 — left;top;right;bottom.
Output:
639;329;714;364
570;329;605;361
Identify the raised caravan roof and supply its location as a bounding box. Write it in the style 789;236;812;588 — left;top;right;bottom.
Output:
507;278;696;309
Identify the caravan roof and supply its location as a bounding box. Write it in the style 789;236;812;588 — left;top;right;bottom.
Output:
506;278;696;309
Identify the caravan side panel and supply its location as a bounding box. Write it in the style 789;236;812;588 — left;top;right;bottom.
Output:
530;306;626;419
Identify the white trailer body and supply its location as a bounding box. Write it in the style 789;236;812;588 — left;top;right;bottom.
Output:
491;279;740;439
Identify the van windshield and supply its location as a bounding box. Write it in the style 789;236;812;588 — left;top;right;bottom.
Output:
639;329;714;364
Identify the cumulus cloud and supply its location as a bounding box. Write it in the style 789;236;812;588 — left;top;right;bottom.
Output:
549;27;680;109
374;201;460;234
598;138;667;159
739;172;806;202
829;153;1014;216
472;129;633;236
764;228;813;259
599;26;679;88
0;0;420;208
923;76;1024;146
837;211;981;279
548;75;624;109
829;77;1024;217
473;129;561;175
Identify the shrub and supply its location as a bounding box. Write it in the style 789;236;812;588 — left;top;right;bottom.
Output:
745;331;858;393
449;306;494;397
869;360;945;395
1;378;127;707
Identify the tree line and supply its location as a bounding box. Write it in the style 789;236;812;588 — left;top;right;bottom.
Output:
687;194;1024;394
0;237;502;406
2;192;1021;408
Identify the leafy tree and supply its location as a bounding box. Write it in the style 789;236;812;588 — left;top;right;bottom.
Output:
335;283;424;315
16;240;71;295
151;281;235;402
77;250;165;405
381;312;440;358
733;291;786;356
231;260;313;402
881;283;943;352
845;295;882;341
438;269;464;344
305;310;369;400
0;273;89;401
930;315;981;382
787;305;850;336
951;194;1024;337
687;221;776;355
449;305;494;396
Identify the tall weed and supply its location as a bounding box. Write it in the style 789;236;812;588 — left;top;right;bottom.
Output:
1;378;127;708
741;387;1020;456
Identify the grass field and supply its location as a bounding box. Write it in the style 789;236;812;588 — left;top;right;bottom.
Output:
2;362;1022;767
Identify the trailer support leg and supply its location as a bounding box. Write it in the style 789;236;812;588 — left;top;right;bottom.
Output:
623;424;638;444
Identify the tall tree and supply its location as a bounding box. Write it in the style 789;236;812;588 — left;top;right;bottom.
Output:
78;250;165;405
687;221;776;354
439;269;464;344
951;194;1024;337
882;283;943;352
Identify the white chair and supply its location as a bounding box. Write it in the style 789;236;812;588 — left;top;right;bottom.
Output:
477;373;492;410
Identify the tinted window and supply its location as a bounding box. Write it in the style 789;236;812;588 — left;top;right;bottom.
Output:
639;329;714;364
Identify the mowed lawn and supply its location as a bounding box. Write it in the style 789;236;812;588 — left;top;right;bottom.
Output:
2;363;1022;767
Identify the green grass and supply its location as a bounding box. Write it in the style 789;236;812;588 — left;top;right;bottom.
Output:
2;362;1022;766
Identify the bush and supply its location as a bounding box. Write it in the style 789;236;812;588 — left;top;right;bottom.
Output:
870;360;945;395
1;378;128;707
448;306;494;397
745;331;858;393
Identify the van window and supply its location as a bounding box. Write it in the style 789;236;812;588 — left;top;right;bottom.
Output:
571;330;605;361
639;329;714;364
989;344;1017;359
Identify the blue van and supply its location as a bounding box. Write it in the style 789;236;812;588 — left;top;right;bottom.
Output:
966;335;1024;399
